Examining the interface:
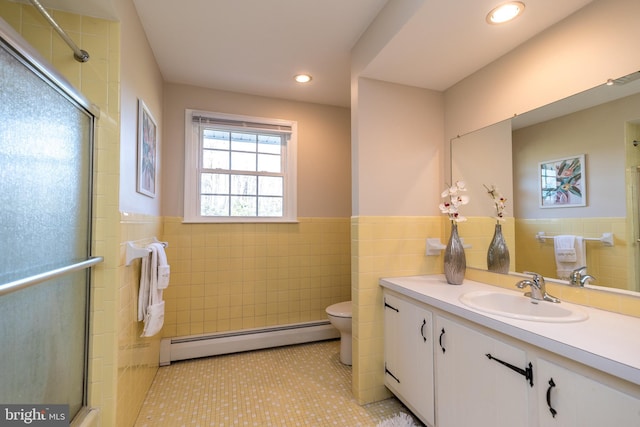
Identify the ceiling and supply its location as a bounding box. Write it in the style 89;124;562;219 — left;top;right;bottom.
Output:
34;0;596;107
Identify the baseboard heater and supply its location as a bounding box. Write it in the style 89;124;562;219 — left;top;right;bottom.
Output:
159;320;339;365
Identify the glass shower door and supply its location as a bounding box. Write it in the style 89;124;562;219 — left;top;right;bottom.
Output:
0;25;99;420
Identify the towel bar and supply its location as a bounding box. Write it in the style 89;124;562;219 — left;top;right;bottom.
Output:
125;237;168;266
535;232;613;246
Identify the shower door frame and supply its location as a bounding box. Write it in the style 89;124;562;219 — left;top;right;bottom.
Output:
0;17;102;420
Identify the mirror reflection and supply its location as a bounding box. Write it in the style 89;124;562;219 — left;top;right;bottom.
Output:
452;72;640;293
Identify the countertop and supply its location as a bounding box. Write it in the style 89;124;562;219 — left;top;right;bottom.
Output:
379;274;640;387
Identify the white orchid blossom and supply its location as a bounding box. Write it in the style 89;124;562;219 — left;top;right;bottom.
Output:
484;184;507;223
440;181;469;222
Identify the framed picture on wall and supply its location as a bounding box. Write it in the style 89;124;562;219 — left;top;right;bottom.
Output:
137;99;157;198
539;154;586;208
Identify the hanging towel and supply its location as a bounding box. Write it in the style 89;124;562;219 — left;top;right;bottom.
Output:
554;235;586;279
138;243;167;337
137;251;151;322
554;235;577;262
152;242;170;290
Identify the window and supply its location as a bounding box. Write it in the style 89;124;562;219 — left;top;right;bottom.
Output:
184;110;297;222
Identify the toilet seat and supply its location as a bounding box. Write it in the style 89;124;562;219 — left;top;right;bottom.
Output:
326;301;351;318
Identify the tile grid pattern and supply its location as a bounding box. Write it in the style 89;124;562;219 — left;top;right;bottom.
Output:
135;340;420;427
161;217;352;338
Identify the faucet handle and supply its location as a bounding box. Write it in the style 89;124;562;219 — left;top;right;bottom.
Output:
569;266;587;286
523;271;544;284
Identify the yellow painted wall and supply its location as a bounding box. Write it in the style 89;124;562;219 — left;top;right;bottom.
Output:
352;216;442;402
118;214;163;426
113;0;165;422
160;217;351;337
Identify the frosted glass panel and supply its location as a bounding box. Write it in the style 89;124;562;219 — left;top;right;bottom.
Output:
0;39;92;419
0;271;87;415
0;47;91;280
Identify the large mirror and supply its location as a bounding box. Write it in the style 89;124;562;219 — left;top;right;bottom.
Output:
452;71;640;293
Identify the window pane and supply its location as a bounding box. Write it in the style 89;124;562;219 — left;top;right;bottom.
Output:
258;176;283;196
203;129;229;149
231;196;257;216
258;153;281;173
201;173;229;194
258;197;283;216
202;149;229;169
231;151;256;171
231;132;257;152
258;135;282;154
201;195;229;216
189;113;294;222
231;175;257;195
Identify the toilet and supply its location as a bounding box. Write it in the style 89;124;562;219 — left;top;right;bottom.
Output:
325;301;352;365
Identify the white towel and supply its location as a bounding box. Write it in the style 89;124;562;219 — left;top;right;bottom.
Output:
554;235;577;262
137;251;151;322
138;243;168;337
152;242;170;289
554;235;586;279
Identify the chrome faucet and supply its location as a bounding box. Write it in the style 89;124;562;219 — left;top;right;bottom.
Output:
579;274;595;286
516;272;560;303
569;266;595;286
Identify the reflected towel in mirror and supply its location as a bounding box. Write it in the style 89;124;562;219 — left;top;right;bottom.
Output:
554;235;585;279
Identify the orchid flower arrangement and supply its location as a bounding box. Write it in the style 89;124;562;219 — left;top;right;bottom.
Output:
439;181;469;222
484;184;507;222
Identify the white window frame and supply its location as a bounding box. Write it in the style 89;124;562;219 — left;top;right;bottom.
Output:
183;109;297;223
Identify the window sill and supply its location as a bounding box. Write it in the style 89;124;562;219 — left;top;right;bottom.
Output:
181;217;299;224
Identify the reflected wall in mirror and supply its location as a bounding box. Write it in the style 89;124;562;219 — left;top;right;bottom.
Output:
451;120;516;273
452;71;640;293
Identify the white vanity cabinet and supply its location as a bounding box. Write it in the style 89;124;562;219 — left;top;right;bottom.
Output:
536;358;640;426
435;315;530;427
380;275;640;427
383;291;435;426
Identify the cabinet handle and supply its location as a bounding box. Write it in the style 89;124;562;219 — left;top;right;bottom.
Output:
420;319;427;342
385;363;400;384
439;328;446;353
485;353;534;387
546;378;558;418
384;299;399;312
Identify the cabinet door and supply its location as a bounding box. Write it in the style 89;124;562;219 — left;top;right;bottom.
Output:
537;358;640;426
383;293;435;426
401;296;434;426
383;293;403;394
435;315;530;427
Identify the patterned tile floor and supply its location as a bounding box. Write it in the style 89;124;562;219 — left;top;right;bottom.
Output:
134;340;421;426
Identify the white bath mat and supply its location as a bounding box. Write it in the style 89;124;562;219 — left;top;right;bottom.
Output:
376;412;421;427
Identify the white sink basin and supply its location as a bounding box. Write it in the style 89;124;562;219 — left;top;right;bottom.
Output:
459;290;588;323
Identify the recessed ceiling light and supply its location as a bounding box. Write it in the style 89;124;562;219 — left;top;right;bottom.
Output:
486;2;525;24
294;74;312;83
